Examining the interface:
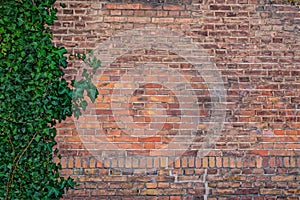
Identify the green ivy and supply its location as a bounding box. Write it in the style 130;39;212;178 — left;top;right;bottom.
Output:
0;0;99;199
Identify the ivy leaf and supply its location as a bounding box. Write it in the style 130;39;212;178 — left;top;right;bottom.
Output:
34;135;41;142
80;100;88;111
87;86;98;103
60;3;66;8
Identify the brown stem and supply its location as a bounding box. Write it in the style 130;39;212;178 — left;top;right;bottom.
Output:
5;132;38;200
8;135;14;153
31;0;36;6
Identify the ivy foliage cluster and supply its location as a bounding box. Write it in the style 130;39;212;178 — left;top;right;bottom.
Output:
0;0;100;199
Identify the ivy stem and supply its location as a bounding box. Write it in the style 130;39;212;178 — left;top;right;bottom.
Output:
8;135;14;153
31;0;36;6
5;132;38;200
0;115;27;124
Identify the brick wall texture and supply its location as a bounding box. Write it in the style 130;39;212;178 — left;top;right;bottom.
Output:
52;0;300;199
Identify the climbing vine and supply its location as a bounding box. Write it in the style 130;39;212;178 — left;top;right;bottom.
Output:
0;0;99;199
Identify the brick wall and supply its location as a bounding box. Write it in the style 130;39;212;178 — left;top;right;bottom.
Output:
52;0;300;199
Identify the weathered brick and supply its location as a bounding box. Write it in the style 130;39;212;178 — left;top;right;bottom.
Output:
163;5;184;11
127;17;151;23
152;18;174;23
271;175;294;182
261;188;282;195
236;188;259;195
210;5;231;10
214;189;235;195
116;4;140;10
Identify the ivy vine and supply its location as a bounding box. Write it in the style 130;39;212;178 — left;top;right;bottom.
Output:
0;0;99;199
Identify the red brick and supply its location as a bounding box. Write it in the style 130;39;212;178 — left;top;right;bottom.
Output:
271;176;294;182
214;189;235;195
236;188;259;195
127;17;151;23
210;5;231;10
248;150;269;156
103;16;127;22
138;136;161;142
105;3;116;9
163;5;183;11
139;4;155;10
113;136;138;142
116;4;140;10
152;18;174;23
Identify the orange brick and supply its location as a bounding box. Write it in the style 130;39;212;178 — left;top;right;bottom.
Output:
209;157;215;167
69;190;90;197
60;169;72;175
103;16;127;22
174;159;181;168
144;143;155;149
271;176;294;182
215;157;222;168
67;157;74;168
152;18;174;23
163;5;183;10
223;157;229;167
290;157;296;167
60;157;67;168
75;157;81;168
116;4;140;10
104;176;127;182
249;150;269;156
96;160;103;168
188;158;195;167
269;129;284;137
65;136;82;142
202;157;208;168
181;157;188;168
113;136;138;142
286;130;298;135
256;156;263;168
170;196;181;200
138;136;161;142
229;157;236;168
127;17;151;23
105;3;116;9
260;189;282;195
